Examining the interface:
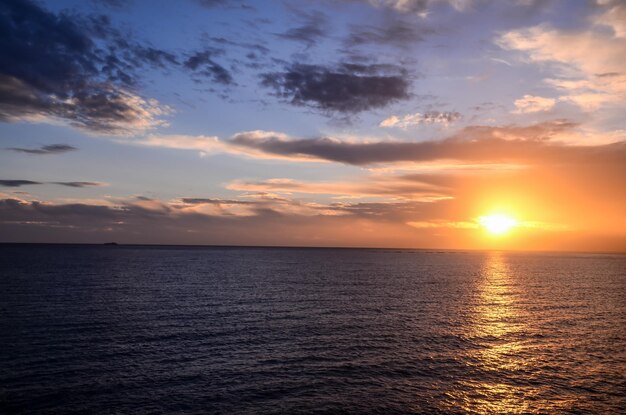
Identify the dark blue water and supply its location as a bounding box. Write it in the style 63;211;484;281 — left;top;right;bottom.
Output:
1;245;625;414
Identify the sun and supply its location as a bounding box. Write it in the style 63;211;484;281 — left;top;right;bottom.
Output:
478;214;518;235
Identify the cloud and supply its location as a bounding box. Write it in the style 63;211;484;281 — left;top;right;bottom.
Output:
226;176;450;201
593;1;626;38
557;92;621;112
225;121;617;166
194;0;230;7
380;111;461;128
512;95;556;113
0;180;105;188
345;20;434;48
260;63;410;114
91;0;131;9
53;181;106;188
193;0;249;8
0;180;41;187
361;0;474;14
497;11;626;111
0;193;456;248
0;75;170;134
497;25;626;87
0;194;405;227
2;186;618;250
184;49;234;85
180;198;254;205
276;10;329;48
7;144;77;155
0;0;172;134
138;120;625;167
358;0;568;15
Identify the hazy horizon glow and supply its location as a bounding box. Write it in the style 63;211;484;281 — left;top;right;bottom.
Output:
0;0;624;252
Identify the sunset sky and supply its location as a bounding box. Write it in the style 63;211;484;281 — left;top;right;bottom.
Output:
1;0;625;251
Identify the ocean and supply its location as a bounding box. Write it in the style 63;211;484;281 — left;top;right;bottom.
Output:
1;244;625;414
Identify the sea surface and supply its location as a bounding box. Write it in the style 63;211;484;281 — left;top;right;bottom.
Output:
1;244;625;414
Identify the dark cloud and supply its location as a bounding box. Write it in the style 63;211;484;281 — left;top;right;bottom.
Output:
0;179;103;188
228;121;626;166
260;63;410;113
0;0;174;134
184;49;234;85
53;181;104;188
7;144;77;155
276;10;329;48
0;198;135;225
0;180;41;187
0;1;238;134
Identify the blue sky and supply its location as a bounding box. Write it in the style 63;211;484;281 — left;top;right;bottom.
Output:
1;0;625;250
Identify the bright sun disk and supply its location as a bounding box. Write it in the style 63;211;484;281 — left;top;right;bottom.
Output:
478;214;518;235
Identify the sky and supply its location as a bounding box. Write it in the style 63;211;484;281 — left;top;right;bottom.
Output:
0;0;625;251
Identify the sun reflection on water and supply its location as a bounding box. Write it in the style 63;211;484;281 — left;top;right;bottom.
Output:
443;252;535;413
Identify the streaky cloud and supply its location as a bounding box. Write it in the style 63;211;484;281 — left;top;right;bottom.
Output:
0;180;42;187
380;111;461;128
345;20;435;48
181;198;254;205
53;181;105;188
276;10;329;48
7;144;77;155
0;180;105;188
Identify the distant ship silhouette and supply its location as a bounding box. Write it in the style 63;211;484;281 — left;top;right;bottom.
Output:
103;242;119;246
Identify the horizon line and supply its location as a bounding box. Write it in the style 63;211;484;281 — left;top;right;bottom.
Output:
1;241;624;256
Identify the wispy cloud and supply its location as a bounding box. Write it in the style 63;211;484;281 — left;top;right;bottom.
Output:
345;20;434;47
184;49;234;85
226;176;450;201
361;0;474;14
7;144;78;155
53;181;106;188
380;111;461;128
512;95;556;114
276;10;329;48
0;180;106;188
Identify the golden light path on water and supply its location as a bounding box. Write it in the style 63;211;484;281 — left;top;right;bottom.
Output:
442;252;577;414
